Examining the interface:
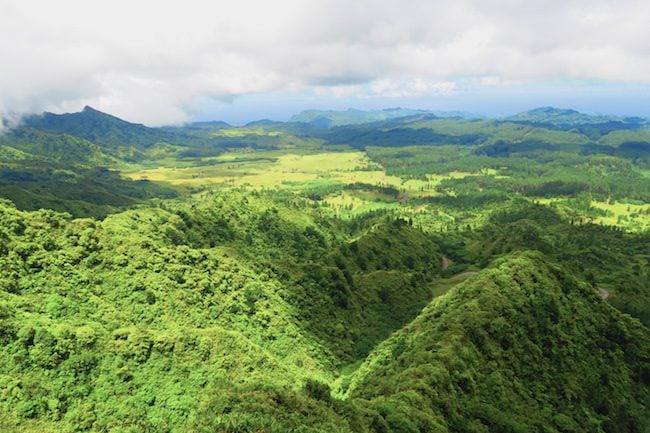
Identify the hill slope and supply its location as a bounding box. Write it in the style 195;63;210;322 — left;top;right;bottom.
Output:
345;251;649;433
22;106;192;153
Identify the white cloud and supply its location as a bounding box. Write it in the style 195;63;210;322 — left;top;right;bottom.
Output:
0;0;648;125
314;84;364;98
369;78;456;97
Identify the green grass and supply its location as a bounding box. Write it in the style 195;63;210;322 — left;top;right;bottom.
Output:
590;200;650;231
429;270;478;298
123;147;650;231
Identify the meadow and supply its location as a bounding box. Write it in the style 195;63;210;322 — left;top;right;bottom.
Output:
122;146;650;234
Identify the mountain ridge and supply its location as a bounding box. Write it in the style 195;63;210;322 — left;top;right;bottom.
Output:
22;106;205;152
507;106;647;128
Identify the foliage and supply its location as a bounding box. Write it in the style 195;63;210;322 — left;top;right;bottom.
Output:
346;252;649;433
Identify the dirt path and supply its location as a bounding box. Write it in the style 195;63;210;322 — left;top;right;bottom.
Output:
596;287;610;300
449;270;477;281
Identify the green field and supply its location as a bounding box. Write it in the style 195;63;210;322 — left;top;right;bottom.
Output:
591;200;650;231
123;148;650;232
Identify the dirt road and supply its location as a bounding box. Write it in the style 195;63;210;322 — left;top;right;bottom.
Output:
596;287;610;300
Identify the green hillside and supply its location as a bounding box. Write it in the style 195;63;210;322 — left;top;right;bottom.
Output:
0;127;178;218
1;199;646;433
345;251;649;433
23;107;191;153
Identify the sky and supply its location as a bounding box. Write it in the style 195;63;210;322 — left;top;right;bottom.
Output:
1;0;649;126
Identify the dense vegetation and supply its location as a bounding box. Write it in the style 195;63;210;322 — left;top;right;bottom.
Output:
0;106;648;432
346;252;649;433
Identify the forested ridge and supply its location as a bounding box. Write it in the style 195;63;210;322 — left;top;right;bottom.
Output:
0;107;648;432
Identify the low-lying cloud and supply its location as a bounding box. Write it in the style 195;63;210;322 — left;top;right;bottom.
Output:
1;0;648;125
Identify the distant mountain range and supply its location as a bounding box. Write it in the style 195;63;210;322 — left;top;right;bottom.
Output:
506;106;647;128
284;106;650;129
288;108;484;127
289;108;430;127
2;106;648;165
12;105;646;134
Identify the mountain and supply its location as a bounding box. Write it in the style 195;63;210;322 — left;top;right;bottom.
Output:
430;110;484;119
290;108;433;127
173;120;232;131
507;106;646;128
22;106;201;153
243;119;288;128
0;127;117;166
0;108;187;217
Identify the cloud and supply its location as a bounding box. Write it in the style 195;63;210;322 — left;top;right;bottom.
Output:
370;79;456;97
0;0;648;124
314;84;364;98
